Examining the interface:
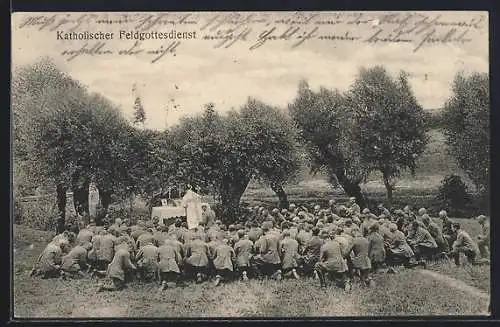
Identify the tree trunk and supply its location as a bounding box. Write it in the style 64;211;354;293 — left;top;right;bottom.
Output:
72;178;90;225
334;169;366;208
98;188;112;214
382;171;394;209
270;182;289;209
56;183;67;221
96;186;112;226
56;183;67;234
219;175;251;225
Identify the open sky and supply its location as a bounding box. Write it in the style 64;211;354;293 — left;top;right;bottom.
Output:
12;11;488;130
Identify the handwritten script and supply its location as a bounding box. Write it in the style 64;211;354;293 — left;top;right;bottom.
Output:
14;12;487;63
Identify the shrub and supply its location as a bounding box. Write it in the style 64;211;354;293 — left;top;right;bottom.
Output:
107;205;150;225
15;197;58;231
436;175;472;217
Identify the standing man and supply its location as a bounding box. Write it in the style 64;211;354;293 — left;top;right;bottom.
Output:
476;215;490;260
201;203;216;228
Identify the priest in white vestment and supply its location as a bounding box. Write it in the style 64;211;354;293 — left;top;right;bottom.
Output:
181;186;203;229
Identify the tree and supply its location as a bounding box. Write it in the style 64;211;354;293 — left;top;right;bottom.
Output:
288;80;369;206
442;72;489;195
168;100;302;222
12;58;90;223
346;67;429;207
12;59;133;225
238;98;303;209
132;83;147;127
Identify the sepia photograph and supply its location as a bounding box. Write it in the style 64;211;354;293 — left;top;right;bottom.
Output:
11;11;490;318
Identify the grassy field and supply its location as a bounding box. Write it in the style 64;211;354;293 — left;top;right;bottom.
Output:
13;218;490;318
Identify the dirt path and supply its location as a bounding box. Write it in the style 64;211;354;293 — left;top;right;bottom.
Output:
418;270;489;300
418;269;490;314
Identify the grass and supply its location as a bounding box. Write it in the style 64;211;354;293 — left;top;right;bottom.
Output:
359;269;489;316
13;221;490;318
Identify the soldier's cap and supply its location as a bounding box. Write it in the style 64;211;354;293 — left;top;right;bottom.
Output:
418;208;427;215
319;230;329;238
477;215;487;221
421;214;430;222
271;208;279;214
281;209;288;214
438;210;447;217
314;205;321;210
289;203;296;209
362;208;370;214
328;199;336;205
261;221;272;230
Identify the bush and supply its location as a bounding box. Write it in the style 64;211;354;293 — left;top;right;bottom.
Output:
436;175;472;217
107;205;150;225
15;197;58;231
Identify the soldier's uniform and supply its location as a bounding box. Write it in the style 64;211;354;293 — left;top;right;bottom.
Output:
314;234;349;289
135;242;159;282
279;234;301;279
98;244;136;292
233;235;254;279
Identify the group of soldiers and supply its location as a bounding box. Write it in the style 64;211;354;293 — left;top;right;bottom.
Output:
29;197;490;292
